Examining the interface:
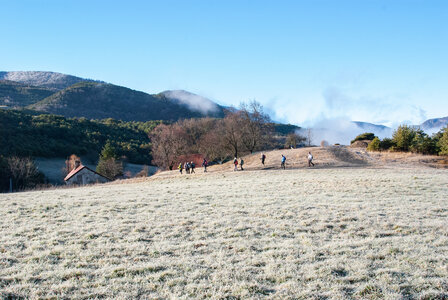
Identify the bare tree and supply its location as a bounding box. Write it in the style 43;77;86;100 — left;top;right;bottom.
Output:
222;111;244;158
64;154;81;176
306;128;313;147
179;117;217;154
7;156;44;191
285;132;306;148
96;157;123;179
199;126;229;164
239;101;272;153
150;124;187;170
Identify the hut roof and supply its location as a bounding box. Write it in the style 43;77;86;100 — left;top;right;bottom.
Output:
64;164;110;181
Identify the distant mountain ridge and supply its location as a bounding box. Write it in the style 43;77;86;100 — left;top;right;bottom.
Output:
27;81;225;121
0;71;226;121
420;116;448;132
0;71;98;91
1;71;447;129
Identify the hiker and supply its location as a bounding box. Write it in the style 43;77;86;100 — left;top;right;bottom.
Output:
240;158;244;170
281;154;286;170
178;162;183;174
308;152;314;167
184;162;190;174
233;157;238;171
190;161;195;173
202;158;208;172
261;153;266;166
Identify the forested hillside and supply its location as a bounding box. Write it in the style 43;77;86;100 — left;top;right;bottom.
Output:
0;109;160;164
28;82;225;121
0;80;55;107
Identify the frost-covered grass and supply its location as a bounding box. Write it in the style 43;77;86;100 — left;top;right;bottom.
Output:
1;166;447;299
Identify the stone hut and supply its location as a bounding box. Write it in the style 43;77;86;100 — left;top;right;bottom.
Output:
64;161;110;185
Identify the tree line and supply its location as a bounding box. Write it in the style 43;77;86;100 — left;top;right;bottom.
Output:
150;101;297;169
0;103;301;191
0;109;160;164
352;125;448;155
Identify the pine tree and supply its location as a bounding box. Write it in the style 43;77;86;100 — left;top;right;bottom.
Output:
96;141;123;179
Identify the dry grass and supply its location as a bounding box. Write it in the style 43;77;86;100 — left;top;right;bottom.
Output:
1;148;448;299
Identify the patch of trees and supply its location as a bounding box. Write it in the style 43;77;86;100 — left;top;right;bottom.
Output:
362;125;448;155
351;132;376;144
0;156;45;192
150;101;283;169
0;109;160;165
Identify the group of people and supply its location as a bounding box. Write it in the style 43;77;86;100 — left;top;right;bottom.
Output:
177;152;315;174
178;158;208;174
273;152;314;170
233;157;244;171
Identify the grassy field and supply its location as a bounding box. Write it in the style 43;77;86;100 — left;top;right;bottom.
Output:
1;149;448;299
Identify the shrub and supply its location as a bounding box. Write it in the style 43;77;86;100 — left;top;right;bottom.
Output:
6;156;45;191
380;138;395;150
351;132;375;144
367;137;380;151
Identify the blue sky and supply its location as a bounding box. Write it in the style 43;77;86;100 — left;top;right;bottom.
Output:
1;0;447;127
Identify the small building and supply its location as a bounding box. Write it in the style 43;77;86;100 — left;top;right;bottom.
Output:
64;163;110;185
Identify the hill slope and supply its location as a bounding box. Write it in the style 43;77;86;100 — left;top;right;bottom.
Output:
28;82;225;121
0;109;157;164
0;80;55;107
1;165;447;298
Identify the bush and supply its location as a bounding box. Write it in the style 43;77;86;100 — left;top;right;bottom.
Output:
5;156;45;191
367;137;380;151
351;132;375;144
379;138;395;150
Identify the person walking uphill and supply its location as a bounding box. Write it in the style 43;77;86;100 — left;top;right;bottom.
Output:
281;154;286;170
233;157;238;171
240;158;244;170
308;152;314;167
202;158;208;172
190;161;195;173
178;162;183;174
261;153;266;166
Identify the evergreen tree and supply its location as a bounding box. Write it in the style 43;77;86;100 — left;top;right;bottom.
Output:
367;137;381;151
437;126;448;155
392;125;416;152
96;141;123;179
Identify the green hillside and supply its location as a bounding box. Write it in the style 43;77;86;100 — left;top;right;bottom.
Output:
28;82;225;121
0;109;160;164
0;80;55;107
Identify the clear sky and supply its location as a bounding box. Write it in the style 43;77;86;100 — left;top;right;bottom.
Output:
1;0;447;127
